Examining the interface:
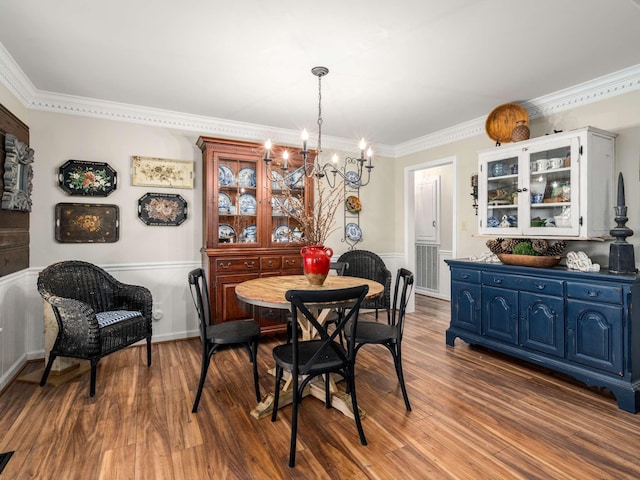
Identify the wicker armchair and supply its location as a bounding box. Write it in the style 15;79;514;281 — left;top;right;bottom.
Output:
37;260;153;396
337;250;392;321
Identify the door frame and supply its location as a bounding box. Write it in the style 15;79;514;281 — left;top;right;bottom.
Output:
404;156;457;300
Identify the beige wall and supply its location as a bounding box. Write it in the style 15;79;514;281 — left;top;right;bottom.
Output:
0;82;28;124
29;111;203;267
395;89;640;268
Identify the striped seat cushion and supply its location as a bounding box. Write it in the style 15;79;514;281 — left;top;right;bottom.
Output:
96;310;142;328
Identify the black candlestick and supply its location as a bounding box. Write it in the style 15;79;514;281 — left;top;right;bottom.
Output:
609;172;636;274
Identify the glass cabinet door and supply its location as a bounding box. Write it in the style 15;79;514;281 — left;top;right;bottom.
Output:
480;152;520;234
524;136;579;236
269;164;306;245
216;156;260;246
479;136;580;236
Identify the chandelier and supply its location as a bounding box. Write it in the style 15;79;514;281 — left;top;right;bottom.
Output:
263;66;374;188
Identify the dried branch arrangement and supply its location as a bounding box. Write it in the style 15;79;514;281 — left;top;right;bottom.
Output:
271;175;344;245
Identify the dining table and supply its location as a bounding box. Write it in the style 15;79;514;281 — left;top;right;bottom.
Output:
235;274;384;420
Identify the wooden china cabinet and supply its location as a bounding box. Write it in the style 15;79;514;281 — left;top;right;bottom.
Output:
197;136;313;334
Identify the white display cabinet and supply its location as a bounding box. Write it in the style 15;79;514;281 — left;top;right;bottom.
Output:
478;127;616;239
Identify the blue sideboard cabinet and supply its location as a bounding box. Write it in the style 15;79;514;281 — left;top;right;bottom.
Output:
445;259;640;413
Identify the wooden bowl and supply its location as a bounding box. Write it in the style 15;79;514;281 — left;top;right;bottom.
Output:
485;103;529;144
497;254;561;268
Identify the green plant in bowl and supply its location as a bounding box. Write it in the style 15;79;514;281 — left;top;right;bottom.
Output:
530;218;547;227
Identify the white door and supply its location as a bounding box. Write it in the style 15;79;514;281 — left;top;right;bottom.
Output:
415;174;440;243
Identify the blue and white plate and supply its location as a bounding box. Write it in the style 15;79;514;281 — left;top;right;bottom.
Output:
288;167;304;189
241;224;257;242
238;193;257;214
218;165;235;186
345;171;361;189
274;225;291;242
345;223;362;241
284;196;303;215
218;224;236;240
487;216;500;228
271;170;285;190
238;167;256;188
218;192;232;213
272;196;284;215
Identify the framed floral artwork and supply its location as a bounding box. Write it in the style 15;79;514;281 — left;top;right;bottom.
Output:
58;160;117;196
138;193;188;226
55;203;119;243
131;156;194;189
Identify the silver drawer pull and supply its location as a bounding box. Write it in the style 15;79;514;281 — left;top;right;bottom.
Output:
585;289;600;297
286;260;296;266
493;278;503;284
219;262;231;269
244;261;256;268
268;260;274;266
535;283;546;290
461;273;469;279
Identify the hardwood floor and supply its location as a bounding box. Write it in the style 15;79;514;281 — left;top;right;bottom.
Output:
2;294;640;479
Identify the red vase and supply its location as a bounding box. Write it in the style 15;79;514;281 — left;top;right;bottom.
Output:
300;245;333;286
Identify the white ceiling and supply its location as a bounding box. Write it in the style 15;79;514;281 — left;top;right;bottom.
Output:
1;0;640;149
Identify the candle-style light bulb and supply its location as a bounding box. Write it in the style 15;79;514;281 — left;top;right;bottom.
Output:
332;153;339;164
282;150;289;169
264;139;272;160
301;129;308;152
359;138;366;159
366;147;373;166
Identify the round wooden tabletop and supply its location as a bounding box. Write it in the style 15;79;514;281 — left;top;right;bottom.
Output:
236;275;384;309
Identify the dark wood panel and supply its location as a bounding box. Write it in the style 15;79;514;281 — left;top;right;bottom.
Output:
0;102;30;276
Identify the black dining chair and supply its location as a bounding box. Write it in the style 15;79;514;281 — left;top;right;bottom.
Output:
337;250;392;321
271;285;369;467
188;268;261;413
346;268;414;411
323;261;349;340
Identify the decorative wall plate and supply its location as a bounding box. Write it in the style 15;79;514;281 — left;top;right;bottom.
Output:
345;171;361;189
288;167;304;189
345;222;362;241
55;203;119;243
138;193;188;226
58;160;117;196
345;195;362;213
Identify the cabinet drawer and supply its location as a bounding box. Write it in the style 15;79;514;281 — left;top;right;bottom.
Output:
451;268;480;283
261;256;282;270
567;282;622;304
482;272;563;296
215;257;260;272
282;255;302;271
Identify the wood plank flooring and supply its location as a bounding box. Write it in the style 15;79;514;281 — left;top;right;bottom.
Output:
2;295;640;479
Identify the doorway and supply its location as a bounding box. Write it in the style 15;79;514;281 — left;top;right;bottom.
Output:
404;157;456;301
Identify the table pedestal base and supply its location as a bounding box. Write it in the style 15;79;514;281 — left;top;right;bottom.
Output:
250;375;365;420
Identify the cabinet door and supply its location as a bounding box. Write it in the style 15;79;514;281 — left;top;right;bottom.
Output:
519;292;564;357
478;149;520;235
523;136;579;236
482;286;518;344
216;154;261;246
214;272;260;323
450;281;481;333
566;300;623;375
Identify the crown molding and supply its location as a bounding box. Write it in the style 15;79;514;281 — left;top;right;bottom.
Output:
1;41;638;159
393;64;640;157
0;42;36;105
